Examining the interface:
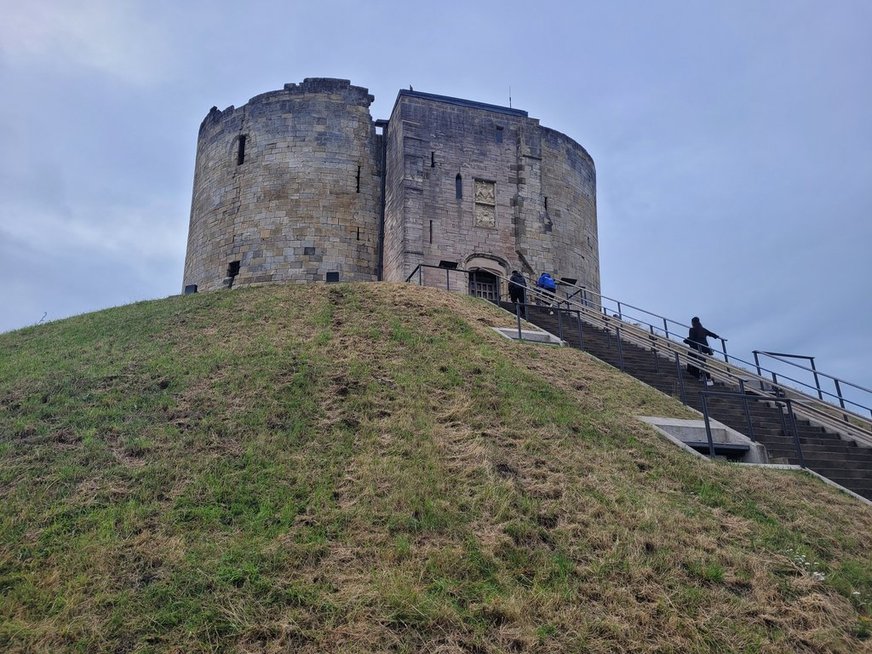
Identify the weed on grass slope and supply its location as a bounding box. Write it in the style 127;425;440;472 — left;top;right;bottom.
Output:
0;283;871;653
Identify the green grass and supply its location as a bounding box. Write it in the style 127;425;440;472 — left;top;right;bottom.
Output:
1;282;871;653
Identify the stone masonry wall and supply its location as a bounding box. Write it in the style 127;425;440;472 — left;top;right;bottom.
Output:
183;80;600;300
381;92;599;299
183;78;382;292
539;127;599;295
382;94;534;283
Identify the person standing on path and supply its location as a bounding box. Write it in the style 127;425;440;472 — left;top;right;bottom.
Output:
536;272;557;314
685;316;721;385
508;270;527;319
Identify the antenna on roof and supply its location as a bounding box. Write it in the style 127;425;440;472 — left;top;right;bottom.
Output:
509;86;512;108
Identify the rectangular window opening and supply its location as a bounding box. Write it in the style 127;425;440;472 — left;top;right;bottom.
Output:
429;220;433;244
356;165;361;193
544;196;548;210
496;126;504;143
237;136;246;165
356;226;360;241
326;272;340;283
431;151;435;168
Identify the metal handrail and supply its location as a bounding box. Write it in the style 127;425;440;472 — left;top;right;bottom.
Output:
403;263;872;442
551;277;872;420
501;277;872;444
748;355;872;418
754;350;872;417
546;290;872;444
699;390;805;467
548;277;730;361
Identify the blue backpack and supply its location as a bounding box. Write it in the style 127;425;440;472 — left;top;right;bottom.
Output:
539;274;556;291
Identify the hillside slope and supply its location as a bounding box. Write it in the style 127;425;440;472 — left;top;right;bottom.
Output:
1;283;871;653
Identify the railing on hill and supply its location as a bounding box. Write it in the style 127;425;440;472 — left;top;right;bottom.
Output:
403;263;872;447
698;389;805;467
405;263;466;290
550;277;872;423
549;281;872;446
561;280;730;362
752;350;872;420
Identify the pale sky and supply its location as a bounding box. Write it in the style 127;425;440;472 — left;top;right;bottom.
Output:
1;0;870;407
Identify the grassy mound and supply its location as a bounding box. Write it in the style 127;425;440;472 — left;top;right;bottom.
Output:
1;283;871;653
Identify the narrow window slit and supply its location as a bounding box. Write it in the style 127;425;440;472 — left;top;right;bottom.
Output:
429;220;433;244
455;173;462;200
356;165;361;193
356;227;360;241
544;196;548;210
236;135;246;165
431;151;435;167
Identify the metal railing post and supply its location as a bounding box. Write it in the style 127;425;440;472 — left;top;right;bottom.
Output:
809;357;823;401
446;267;450;292
617;301;623;321
721;338;729;364
516;302;523;341
701;394;716;457
576;310;584;350
833;378;850;422
419;266;423;286
786;400;805;468
651;325;659;374
663;317;670;340
739;380;755;442
753;351;765;391
557;306;564;342
675;352;687;405
777;401;789;439
834;378;847;411
616;326;625;371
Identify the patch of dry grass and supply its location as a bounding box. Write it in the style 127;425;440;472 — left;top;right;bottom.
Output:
1;282;870;653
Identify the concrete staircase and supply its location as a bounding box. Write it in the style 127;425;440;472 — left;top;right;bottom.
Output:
504;302;872;500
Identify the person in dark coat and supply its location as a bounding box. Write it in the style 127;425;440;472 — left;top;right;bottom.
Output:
685;316;720;385
508;270;527;318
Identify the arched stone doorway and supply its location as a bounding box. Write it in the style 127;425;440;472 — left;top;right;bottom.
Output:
468;269;500;301
465;255;508;302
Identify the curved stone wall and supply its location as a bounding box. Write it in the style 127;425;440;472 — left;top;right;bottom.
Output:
537;126;599;294
183;78;382;291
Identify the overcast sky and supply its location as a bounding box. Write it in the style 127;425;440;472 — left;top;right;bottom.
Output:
1;0;870;406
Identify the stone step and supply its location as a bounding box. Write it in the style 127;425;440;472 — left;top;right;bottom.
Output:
507;303;872;499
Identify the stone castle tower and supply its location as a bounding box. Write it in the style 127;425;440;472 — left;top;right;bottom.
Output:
183;78;599;299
